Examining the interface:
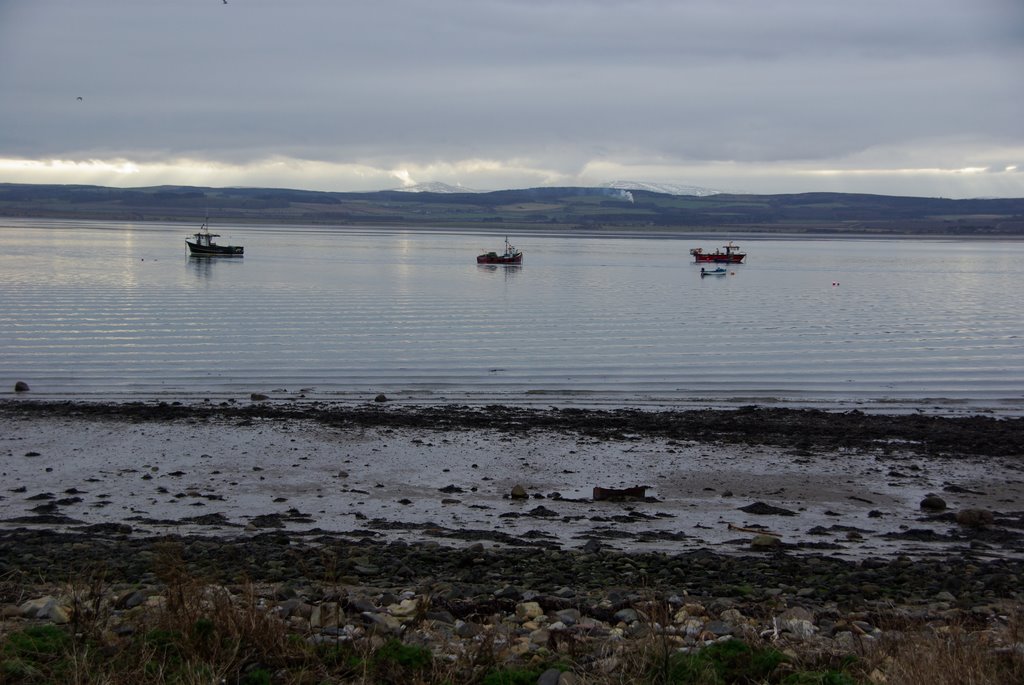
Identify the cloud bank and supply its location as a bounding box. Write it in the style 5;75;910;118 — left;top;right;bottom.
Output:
1;0;1021;197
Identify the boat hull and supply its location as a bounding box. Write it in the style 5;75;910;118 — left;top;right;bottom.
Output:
187;242;244;256
691;241;745;263
693;253;744;263
477;253;522;264
478;237;522;264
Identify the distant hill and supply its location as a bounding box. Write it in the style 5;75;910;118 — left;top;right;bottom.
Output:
0;183;1022;235
600;180;722;197
392;182;486;193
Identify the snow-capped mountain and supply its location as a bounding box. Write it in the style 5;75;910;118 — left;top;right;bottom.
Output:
600;181;722;196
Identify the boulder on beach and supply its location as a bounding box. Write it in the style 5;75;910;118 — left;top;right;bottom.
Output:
955;508;994;528
593;485;647;501
510;484;528;499
739;501;797;516
750;534;783;549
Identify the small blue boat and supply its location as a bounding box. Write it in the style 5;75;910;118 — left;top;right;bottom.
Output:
700;267;727;277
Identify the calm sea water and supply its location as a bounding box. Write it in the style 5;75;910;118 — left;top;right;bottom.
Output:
2;218;1022;413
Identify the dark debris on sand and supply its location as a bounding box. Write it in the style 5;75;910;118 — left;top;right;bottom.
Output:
3;400;1021;457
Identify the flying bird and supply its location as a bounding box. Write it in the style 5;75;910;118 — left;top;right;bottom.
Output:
76;96;83;101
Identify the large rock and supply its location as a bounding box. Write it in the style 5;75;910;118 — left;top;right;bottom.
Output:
515;601;543;621
387;597;421;620
920;494;947;512
310;602;342;628
554;608;581;626
780;618;818;638
751;534;782;549
614;608;639;624
538;669;563;685
20;596;70;623
361;611;402;635
593;485;647;501
739;501;797;516
955;508;994;527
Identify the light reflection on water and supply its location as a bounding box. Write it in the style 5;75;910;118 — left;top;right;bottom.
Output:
1;219;1023;412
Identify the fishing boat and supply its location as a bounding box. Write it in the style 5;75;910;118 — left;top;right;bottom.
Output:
477;236;522;264
690;241;745;264
700;266;728;277
186;219;243;257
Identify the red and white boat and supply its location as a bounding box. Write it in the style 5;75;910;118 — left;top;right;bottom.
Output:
690;241;745;264
477;237;523;264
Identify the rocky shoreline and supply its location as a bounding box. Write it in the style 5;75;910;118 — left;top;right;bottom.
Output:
2;399;1023;682
2;528;1023;683
3;526;1024;608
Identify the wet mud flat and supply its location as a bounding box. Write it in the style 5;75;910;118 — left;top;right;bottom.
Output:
2;399;1022;563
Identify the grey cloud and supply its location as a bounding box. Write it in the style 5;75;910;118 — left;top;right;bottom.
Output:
0;0;1022;197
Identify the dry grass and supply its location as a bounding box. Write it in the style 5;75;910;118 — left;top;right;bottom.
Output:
872;610;1024;685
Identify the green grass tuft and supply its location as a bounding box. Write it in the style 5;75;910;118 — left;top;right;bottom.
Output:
1;625;69;660
667;639;787;684
239;667;273;685
782;671;858;685
373;638;433;671
481;666;547;685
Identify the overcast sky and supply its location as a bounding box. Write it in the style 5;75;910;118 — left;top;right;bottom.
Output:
1;0;1022;197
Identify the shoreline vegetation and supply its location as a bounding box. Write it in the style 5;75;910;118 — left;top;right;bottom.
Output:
2;182;1024;236
2;399;1023;683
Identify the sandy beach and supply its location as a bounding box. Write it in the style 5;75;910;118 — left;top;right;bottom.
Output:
3;399;1022;561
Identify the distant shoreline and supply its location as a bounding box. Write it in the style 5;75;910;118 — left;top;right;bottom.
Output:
3;214;1023;241
3;182;1022;236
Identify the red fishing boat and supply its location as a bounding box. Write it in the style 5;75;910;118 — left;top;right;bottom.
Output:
477;237;523;264
690;241;745;264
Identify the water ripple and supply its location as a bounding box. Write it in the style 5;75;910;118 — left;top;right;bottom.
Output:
2;221;1023;410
